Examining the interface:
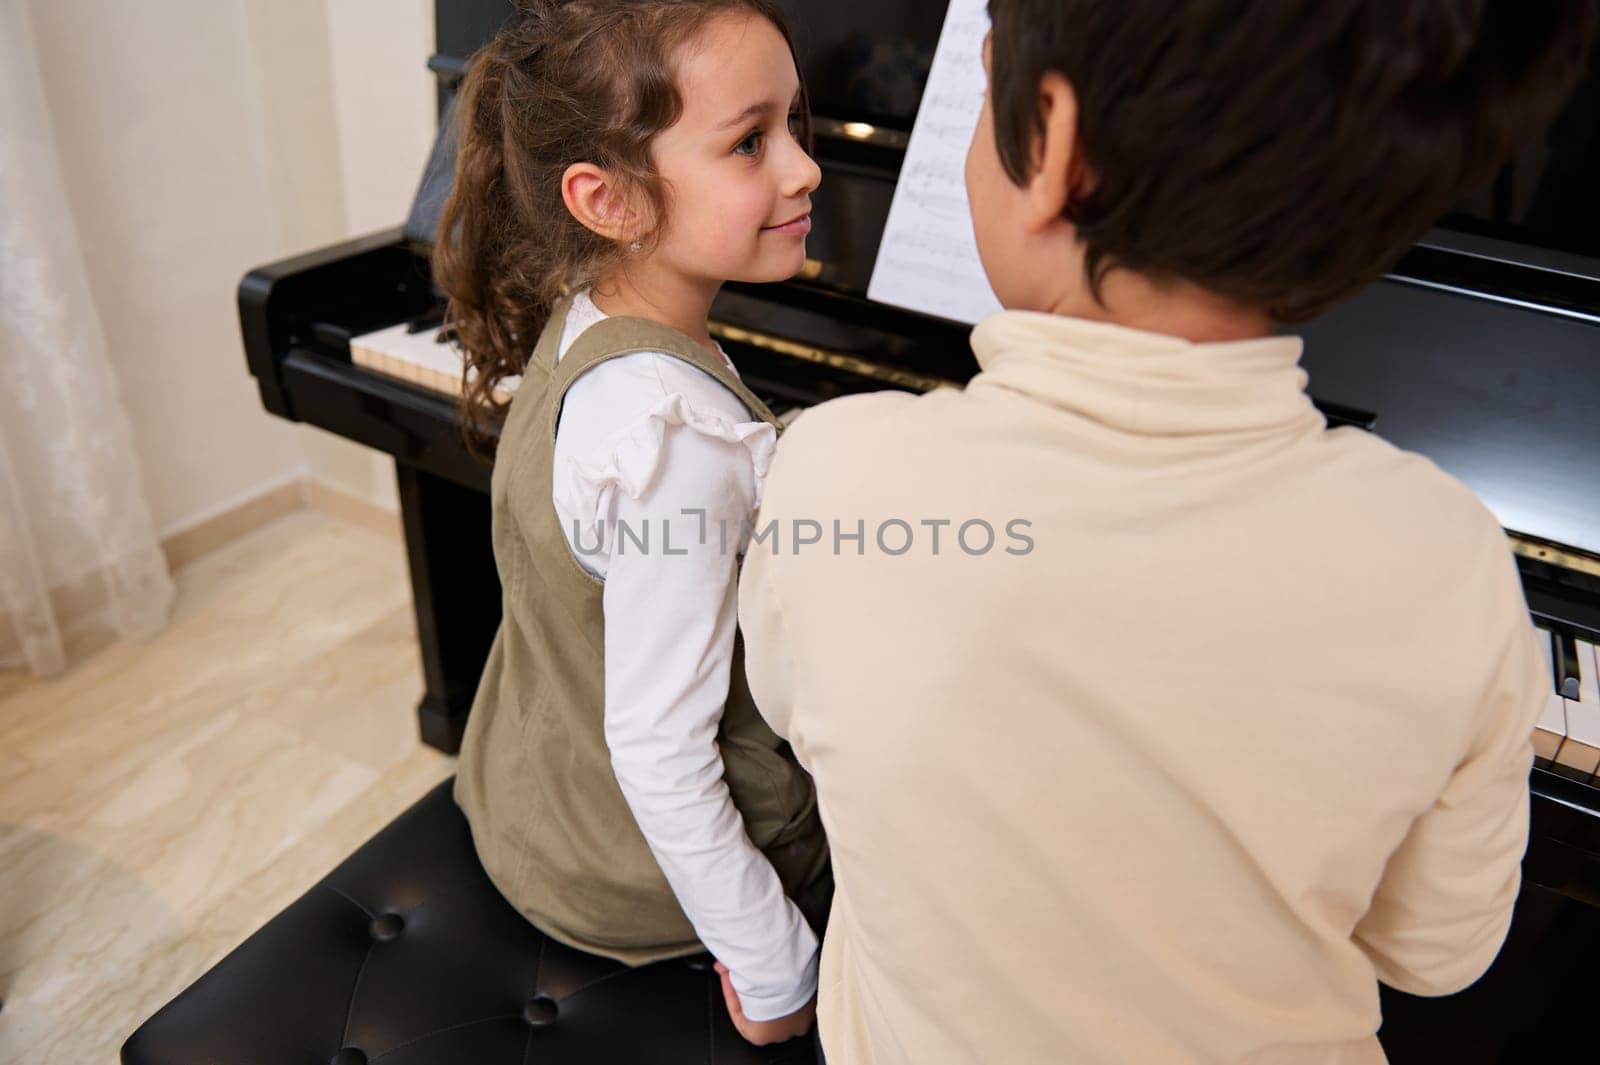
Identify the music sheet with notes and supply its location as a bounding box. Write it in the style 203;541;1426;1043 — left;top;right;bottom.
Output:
867;0;1002;325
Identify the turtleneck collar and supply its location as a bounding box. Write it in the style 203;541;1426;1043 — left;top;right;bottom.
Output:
967;309;1320;439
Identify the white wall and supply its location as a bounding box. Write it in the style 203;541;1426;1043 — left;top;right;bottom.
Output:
314;0;437;512
328;0;437;236
243;0;349;259
28;0;303;538
26;0;436;537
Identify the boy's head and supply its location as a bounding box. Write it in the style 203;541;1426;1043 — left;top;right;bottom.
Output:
968;0;1597;325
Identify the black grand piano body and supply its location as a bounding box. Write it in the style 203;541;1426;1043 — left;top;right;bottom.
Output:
239;3;1600;1059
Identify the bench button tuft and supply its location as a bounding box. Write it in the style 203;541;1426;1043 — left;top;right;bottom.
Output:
522;994;559;1026
369;913;404;942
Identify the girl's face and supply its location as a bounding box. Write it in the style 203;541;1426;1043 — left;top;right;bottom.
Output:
647;12;822;285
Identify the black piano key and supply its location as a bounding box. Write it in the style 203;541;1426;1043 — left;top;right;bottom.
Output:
405;304;447;335
1554;630;1582;700
309;320;354;358
1308;396;1378;431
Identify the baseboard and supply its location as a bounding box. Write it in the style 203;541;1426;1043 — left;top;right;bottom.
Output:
160;478;401;572
303;479;403;542
161;481;307;571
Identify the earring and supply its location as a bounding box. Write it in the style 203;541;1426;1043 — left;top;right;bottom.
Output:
628;240;643;254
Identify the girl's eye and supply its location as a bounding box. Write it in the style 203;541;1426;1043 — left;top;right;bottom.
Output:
732;111;800;157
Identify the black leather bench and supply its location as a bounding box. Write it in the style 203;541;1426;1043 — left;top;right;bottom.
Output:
122;779;818;1064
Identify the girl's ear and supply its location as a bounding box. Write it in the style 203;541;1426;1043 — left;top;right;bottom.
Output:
561;162;649;244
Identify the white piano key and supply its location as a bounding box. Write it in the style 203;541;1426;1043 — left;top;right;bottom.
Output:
356;322;458;376
1578;638;1600;706
1533;632;1568;763
350;322;521;400
1562;639;1600;776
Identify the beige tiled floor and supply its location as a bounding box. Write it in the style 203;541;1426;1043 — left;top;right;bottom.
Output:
0;511;456;1064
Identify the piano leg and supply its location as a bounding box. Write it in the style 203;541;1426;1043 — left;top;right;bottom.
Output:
395;461;501;753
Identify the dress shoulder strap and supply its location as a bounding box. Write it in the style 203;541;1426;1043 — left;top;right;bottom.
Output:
521;295;573;384
547;314;782;437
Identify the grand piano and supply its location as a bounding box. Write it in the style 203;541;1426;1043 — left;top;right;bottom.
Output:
239;2;1600;1059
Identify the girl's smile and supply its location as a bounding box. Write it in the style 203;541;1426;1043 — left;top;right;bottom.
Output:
762;208;812;236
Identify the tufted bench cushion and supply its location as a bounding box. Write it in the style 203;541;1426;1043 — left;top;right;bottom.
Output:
122;779;818;1064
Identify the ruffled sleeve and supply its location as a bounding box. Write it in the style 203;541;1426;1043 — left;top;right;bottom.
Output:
554;381;777;562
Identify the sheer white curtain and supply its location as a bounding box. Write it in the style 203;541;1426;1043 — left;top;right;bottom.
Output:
0;0;173;675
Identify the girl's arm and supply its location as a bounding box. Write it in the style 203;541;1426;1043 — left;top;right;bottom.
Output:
595;400;819;1022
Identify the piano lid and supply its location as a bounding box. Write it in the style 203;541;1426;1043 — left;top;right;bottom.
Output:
1299;262;1600;559
430;3;1600;269
770;0;944;131
405;94;458;248
415;0;1600;560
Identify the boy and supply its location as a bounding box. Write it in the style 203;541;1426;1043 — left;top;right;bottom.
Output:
736;1;1597;1062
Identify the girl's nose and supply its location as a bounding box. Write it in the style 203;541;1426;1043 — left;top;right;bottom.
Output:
783;140;823;198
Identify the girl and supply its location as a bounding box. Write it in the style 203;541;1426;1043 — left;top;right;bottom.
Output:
433;0;829;1047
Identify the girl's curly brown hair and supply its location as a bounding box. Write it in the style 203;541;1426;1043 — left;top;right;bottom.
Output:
433;0;811;456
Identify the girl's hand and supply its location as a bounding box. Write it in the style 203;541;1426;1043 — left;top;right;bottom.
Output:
714;960;817;1046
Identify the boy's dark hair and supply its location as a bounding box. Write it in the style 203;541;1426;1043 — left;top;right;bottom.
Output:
434;0;811;454
986;0;1598;321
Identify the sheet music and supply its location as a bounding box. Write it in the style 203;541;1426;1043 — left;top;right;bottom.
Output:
867;0;1001;324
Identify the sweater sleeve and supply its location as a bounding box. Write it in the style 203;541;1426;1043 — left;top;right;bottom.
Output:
1353;612;1545;996
735;476;798;744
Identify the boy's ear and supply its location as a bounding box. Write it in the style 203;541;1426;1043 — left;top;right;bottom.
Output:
561;163;649;244
1023;71;1092;235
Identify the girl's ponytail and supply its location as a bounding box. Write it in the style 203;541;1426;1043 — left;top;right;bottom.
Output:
433;25;556;456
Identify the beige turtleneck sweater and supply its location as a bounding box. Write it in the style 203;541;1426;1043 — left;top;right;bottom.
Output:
737;310;1546;1065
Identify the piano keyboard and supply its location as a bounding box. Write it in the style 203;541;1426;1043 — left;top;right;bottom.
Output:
350;321;520;404
1533;626;1600;778
351;319;806;425
350;323;1597;780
